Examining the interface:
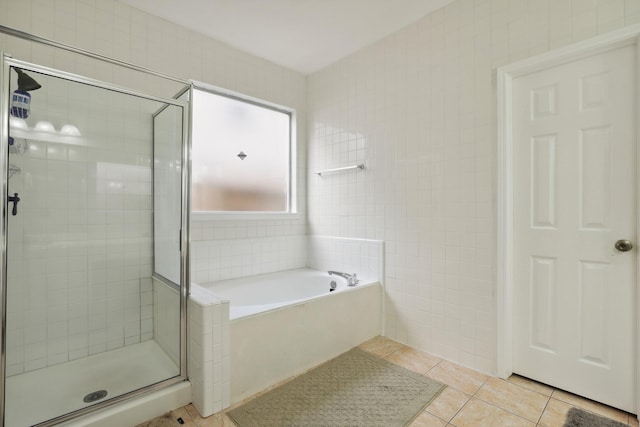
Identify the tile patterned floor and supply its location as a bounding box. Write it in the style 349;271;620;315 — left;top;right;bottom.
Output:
156;336;638;427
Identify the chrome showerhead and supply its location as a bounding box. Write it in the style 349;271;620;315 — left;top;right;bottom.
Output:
15;68;41;92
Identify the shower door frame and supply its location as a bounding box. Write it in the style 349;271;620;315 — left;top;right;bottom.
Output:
0;53;192;427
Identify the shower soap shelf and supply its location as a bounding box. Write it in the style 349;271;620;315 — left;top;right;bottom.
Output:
9;127;82;146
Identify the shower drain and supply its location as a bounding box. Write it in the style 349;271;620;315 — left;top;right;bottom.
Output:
83;390;108;403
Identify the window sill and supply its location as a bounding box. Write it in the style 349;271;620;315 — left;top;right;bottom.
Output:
191;212;300;222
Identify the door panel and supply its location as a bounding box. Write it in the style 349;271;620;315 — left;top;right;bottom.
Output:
529;256;557;353
513;44;636;412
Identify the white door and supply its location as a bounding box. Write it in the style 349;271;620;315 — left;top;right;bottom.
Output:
513;44;637;412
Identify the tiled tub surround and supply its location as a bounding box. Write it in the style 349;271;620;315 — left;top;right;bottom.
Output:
188;285;230;417
191;235;307;284
307;235;384;285
191;235;383;286
188;235;384;410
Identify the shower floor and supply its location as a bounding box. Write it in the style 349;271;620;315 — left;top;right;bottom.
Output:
5;340;179;427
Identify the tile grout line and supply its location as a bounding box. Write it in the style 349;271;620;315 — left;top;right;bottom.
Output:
477;377;554;425
442;373;491;426
464;395;537;426
417;357;449;425
534;394;553;426
469;376;555;426
421;357;460;424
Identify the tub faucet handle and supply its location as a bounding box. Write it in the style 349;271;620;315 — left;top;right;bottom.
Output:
329;271;360;286
328;270;359;286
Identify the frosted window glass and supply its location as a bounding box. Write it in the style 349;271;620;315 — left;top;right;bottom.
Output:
192;89;291;212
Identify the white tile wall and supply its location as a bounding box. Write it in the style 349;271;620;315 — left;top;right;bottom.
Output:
191;235;307;284
307;235;383;282
307;0;640;374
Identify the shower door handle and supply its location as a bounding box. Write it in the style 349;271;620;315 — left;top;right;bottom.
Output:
7;193;20;216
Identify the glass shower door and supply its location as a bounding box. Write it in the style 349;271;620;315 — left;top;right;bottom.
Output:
2;60;187;427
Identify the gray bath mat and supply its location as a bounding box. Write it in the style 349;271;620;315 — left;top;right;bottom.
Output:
563;407;627;427
227;347;445;427
135;412;182;427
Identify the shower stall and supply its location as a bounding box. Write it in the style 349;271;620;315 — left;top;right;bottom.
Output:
0;53;190;426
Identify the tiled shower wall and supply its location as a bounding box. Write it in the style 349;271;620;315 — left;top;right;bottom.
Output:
0;0;306;371
5;79;155;375
308;0;640;374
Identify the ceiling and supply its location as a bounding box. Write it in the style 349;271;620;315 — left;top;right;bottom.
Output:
119;0;454;75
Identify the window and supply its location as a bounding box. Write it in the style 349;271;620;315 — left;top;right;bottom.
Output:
191;87;294;213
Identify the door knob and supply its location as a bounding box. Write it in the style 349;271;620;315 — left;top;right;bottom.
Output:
615;239;633;252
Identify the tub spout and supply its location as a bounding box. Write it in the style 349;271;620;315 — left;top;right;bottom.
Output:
328;271;359;286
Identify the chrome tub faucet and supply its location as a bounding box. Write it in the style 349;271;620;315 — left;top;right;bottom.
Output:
328;271;359;286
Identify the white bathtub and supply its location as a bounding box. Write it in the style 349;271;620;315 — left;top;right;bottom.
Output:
202;268;372;320
199;268;382;403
